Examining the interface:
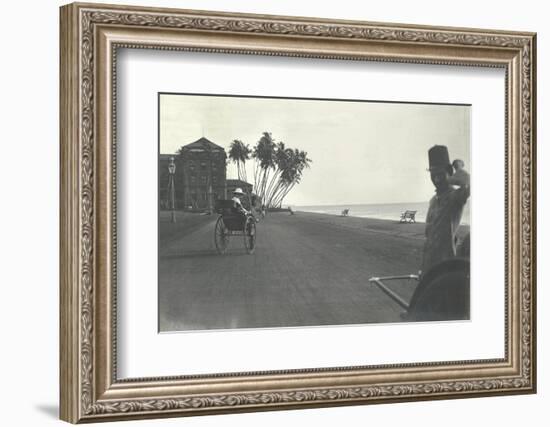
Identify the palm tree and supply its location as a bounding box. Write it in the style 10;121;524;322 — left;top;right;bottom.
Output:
249;131;312;209
228;139;251;182
252;132;277;205
264;142;291;207
271;149;312;207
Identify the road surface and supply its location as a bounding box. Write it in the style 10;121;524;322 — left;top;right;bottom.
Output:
158;212;431;331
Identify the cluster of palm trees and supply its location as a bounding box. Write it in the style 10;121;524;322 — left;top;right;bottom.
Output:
228;132;312;209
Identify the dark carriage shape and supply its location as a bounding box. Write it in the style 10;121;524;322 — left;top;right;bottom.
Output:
214;199;256;255
369;258;470;321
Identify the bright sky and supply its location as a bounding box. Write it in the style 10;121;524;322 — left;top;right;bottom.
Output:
160;94;470;206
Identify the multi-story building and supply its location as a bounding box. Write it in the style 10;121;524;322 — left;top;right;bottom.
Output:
159;137;228;211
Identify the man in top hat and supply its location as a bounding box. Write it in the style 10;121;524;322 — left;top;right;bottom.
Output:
231;187;250;216
420;145;470;276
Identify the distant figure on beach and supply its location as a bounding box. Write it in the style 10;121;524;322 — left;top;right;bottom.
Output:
341;209;349;217
420;145;470;276
449;159;470;187
231;188;250;216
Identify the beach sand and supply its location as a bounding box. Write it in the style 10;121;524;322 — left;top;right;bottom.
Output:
294;211;470;242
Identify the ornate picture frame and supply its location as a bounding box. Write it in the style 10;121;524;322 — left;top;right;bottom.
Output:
60;2;536;423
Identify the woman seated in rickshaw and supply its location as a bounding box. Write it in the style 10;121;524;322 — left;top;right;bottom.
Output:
214;188;257;255
231;188;250;216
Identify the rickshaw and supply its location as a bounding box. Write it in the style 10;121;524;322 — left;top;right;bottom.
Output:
369;257;470;321
214;199;256;255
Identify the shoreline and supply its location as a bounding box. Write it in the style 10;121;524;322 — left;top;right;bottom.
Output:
292;201;471;226
292;210;470;241
300;210;430;224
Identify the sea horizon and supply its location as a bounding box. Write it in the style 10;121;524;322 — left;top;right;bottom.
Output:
291;200;471;225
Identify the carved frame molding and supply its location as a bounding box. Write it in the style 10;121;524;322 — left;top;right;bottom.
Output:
60;2;536;423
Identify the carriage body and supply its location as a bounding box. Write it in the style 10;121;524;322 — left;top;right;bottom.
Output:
215;200;246;231
369;258;470;321
214;199;256;254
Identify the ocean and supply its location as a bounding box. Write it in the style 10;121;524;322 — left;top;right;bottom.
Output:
293;200;471;225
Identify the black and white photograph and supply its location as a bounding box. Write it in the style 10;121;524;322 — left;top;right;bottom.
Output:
158;93;471;332
1;0;544;425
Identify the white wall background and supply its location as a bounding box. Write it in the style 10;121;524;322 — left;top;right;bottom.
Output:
0;0;545;426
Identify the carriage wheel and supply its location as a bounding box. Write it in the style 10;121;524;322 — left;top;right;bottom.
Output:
214;216;229;254
243;217;256;254
407;258;470;321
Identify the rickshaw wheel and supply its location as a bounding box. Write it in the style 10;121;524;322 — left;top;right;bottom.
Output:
214;216;229;254
243;217;256;254
408;258;470;321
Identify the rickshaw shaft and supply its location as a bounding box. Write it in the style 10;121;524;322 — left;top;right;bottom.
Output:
369;278;410;310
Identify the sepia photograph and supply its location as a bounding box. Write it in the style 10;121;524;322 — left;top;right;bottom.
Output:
158;93;471;332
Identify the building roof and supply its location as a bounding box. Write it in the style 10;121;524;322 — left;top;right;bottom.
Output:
181;137;225;152
226;179;253;187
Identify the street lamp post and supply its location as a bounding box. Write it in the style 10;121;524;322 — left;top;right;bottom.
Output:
168;157;176;223
206;145;214;214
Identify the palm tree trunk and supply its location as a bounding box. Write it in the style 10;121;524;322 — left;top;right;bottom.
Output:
270;183;288;207
253;161;261;196
241;163;248;183
264;169;281;205
259;167;269;203
271;188;285;208
266;178;286;208
273;182;296;207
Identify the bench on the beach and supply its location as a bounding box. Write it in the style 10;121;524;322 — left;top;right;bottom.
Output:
341;209;350;217
400;210;417;223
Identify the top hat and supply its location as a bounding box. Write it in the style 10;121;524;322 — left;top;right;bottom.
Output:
428;145;453;175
